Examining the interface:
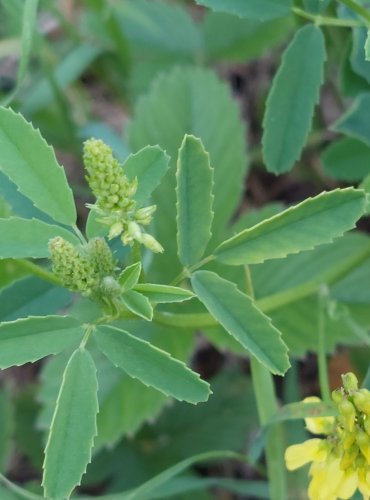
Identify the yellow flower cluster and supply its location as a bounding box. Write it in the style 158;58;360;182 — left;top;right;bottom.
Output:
285;373;370;499
48;236;117;300
83;139;163;253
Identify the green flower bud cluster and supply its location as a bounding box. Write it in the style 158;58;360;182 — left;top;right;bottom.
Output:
49;236;117;299
332;373;370;475
83;139;163;253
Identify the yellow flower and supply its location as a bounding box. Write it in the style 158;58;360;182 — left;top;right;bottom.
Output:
285;373;370;500
285;438;327;470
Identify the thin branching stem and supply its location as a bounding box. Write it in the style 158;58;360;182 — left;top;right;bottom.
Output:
293;6;363;26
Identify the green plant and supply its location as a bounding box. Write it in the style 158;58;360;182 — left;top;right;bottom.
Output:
2;0;370;499
0;104;366;498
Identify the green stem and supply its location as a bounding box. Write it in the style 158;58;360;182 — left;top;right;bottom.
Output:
251;359;287;500
0;473;43;500
80;324;95;348
132;241;145;282
336;0;370;25
17;259;61;285
73;224;87;245
246;265;287;500
153;243;370;328
318;287;331;403
153;310;216;328
171;255;215;286
255;244;370;312
293;6;363;26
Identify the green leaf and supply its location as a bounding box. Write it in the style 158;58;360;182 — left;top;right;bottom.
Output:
37;346;121;432
195;0;292;21
79;122;130;162
268;295;362;356
0;276;71;322
231;202;284;235
203;12;293;63
133;283;194;303
366;29;370;61
321;137;370;181
332;93;370;147
125;477;269;500
303;0;331;13
215;188;366;265
125;451;242;500
0;171;53;222
2;0;39;107
0;484;18;500
14;386;44;469
0;259;27;289
21;44;102;115
127;67;247;282
351;28;370;83
95;322;195;447
96;376;162;447
269;401;336;425
151;370;258;460
176;135;214;266
123;145;170;206
191;271;289;375
118;262;142;291
0;385;14;472
121;290;153;320
341;40;370;98
43;348;98;500
0;107;76;225
95;325;210;403
114;0;201;56
0;217;80;258
262;25;326;174
0;316;83;368
250;232;370;356
85;210;108;239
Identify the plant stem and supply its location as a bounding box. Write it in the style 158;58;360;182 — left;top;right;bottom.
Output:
132;241;145;282
17;259;61;285
153;243;370;328
80;324;95;348
293;6;362;26
250;358;287;500
153;310;216;328
246;265;287;500
171;255;215;286
336;0;370;25
0;473;43;500
253;244;370;312
318;287;331;403
73;224;87;245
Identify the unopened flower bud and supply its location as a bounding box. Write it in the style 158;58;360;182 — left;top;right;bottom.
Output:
108;222;124;240
100;276;121;297
127;221;142;241
141;233;164;253
342;372;359;393
134;205;157;225
354;389;370;415
332;389;343;405
126;177;138;197
357;431;370;464
338;399;356;432
342;431;356;450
